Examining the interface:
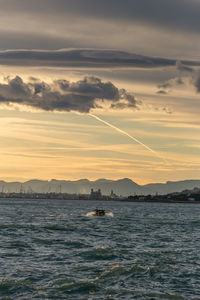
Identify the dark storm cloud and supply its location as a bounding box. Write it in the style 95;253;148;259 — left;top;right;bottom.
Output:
0;76;138;113
1;0;200;34
1;49;200;69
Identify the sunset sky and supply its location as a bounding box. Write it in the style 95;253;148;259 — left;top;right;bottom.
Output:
0;0;200;184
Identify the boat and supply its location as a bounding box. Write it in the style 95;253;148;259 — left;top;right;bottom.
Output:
95;209;105;216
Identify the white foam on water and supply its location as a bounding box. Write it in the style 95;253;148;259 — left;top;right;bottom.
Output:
105;212;114;217
85;211;96;217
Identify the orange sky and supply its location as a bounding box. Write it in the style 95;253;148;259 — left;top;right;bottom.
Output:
0;0;200;184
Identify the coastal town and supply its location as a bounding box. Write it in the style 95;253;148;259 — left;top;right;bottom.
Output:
0;187;200;203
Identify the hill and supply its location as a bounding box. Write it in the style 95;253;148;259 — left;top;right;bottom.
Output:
1;178;200;196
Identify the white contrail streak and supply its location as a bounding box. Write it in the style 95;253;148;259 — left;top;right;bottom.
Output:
89;113;168;164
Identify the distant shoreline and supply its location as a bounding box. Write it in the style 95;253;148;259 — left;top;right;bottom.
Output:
0;196;200;204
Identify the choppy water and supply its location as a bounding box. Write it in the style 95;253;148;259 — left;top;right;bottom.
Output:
0;199;200;299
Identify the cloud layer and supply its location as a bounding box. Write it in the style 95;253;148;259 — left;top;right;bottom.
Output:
0;75;138;113
1;49;200;69
1;0;200;34
0;0;200;59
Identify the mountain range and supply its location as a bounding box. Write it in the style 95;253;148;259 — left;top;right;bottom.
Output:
1;178;200;196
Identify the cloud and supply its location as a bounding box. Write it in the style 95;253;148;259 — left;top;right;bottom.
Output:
157;77;184;93
156;61;199;94
1;0;200;35
175;61;200;93
1;49;200;69
156;90;167;95
156;60;200;95
176;61;194;74
0;75;138;113
192;72;200;93
1;1;200;60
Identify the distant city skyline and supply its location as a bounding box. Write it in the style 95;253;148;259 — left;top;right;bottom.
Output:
0;0;200;184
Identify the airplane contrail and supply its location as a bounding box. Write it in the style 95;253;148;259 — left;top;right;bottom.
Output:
89;113;168;164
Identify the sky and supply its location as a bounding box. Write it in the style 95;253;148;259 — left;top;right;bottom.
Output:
0;0;200;184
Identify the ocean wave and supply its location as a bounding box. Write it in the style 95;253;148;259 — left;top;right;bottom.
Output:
1;199;200;299
0;279;31;292
80;247;117;261
43;224;76;231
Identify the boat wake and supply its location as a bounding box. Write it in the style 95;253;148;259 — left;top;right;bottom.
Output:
85;211;96;217
105;212;114;217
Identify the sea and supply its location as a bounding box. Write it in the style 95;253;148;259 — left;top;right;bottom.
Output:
0;199;200;300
